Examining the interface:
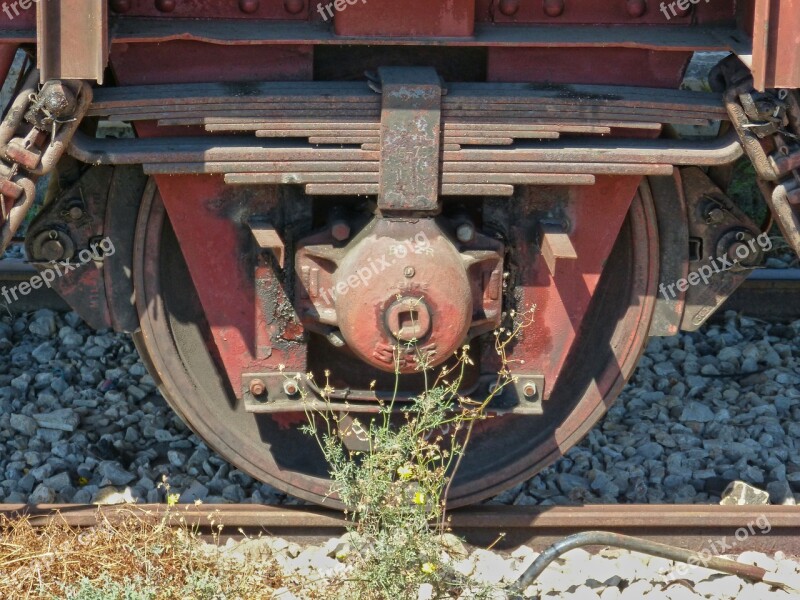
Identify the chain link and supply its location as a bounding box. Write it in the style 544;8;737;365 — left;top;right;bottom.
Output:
0;69;92;254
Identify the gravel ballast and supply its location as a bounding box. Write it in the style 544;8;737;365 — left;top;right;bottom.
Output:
0;309;798;507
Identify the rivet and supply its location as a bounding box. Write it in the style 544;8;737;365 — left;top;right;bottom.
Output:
498;0;519;16
284;0;305;14
110;0;131;13
626;0;647;17
239;0;260;13
404;266;416;278
543;0;564;17
155;0;176;12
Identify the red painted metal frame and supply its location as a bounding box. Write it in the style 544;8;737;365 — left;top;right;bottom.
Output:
107;0;310;20
487;47;693;88
482;176;640;400
481;0;735;24
154;174;307;391
750;0;800;91
334;0;476;37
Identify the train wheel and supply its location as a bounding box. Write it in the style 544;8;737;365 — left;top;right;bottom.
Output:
133;180;659;508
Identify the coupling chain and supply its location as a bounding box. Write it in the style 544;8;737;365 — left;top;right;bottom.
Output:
0;69;92;253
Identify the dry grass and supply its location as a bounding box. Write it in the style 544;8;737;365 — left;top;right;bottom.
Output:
0;507;298;599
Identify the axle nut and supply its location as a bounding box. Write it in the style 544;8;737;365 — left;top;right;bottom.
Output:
249;378;267;398
385;297;432;342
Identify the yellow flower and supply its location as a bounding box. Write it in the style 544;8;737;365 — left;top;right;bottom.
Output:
397;465;413;480
421;562;437;574
413;491;426;505
166;493;180;507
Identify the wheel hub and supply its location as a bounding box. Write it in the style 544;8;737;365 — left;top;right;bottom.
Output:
295;216;505;373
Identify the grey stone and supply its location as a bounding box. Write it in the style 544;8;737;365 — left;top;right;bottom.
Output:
29;484;55;504
99;461;136;486
679;401;715;423
33;408;79;432
638;442;664;460
29;315;57;337
43;472;71;490
179;480;209;503
767;480;796;506
9;413;37;436
167;450;187;468
31;342;56;364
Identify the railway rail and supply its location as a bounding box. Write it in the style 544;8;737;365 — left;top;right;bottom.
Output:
2;504;799;555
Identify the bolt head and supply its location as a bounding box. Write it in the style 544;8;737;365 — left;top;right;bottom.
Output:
543;0;564;17
626;0;647;17
284;0;305;14
249;379;267;397
706;208;725;224
239;0;260;13
498;0;519;16
456;223;475;243
68;206;84;221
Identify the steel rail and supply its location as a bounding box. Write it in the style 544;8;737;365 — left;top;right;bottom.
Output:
1;504;799;555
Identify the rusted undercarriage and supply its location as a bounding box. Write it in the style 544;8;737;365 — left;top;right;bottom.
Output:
0;0;798;506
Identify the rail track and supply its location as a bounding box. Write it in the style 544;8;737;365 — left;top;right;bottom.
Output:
2;504;799;555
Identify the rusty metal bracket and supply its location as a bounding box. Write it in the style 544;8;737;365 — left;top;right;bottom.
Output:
484;374;544;416
377;67;442;213
537;222;577;277
242;373;308;414
679;168;763;331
